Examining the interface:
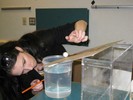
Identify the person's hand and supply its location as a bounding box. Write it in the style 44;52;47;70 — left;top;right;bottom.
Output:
34;63;44;76
34;63;44;72
30;79;43;95
65;30;88;43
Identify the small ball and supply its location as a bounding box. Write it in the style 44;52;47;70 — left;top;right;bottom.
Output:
63;52;68;57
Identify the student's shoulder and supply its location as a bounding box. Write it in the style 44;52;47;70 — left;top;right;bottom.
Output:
0;87;5;100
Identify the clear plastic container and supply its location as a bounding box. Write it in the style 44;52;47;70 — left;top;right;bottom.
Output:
81;44;133;100
42;55;72;98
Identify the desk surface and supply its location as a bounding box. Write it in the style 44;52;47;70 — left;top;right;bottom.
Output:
30;82;131;100
30;82;81;100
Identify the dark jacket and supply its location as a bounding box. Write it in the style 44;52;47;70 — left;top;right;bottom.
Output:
17;21;76;99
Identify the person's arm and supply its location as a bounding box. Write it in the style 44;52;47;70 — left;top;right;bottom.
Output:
74;20;87;31
65;20;88;43
34;20;88;45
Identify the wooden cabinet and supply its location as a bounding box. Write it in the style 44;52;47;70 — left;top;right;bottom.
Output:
72;60;82;83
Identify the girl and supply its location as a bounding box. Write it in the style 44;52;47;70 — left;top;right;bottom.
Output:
0;20;88;100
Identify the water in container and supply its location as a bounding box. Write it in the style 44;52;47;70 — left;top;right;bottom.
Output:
43;55;72;98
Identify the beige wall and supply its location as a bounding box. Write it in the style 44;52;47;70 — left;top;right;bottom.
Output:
0;0;133;54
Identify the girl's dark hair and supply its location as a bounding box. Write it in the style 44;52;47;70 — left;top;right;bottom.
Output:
0;41;24;100
0;33;48;72
18;32;49;63
0;41;19;73
0;69;23;100
0;34;47;100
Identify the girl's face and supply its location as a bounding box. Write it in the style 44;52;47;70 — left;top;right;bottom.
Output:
11;49;37;75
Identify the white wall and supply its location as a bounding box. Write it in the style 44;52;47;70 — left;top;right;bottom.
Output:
0;0;133;54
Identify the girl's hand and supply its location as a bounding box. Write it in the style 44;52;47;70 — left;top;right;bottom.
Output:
34;63;44;72
65;30;88;43
34;63;44;76
30;79;43;94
